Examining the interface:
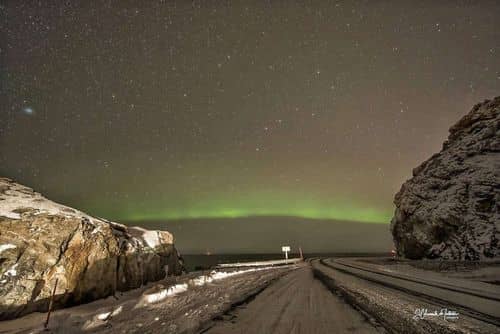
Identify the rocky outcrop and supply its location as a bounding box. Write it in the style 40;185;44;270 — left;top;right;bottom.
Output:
391;97;500;260
0;177;184;319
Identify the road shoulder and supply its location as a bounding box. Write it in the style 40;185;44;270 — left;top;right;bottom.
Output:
312;260;500;334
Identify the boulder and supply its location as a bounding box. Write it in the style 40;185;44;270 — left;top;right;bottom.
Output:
391;97;500;260
0;177;184;319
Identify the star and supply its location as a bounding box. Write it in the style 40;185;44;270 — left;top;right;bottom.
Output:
22;107;34;115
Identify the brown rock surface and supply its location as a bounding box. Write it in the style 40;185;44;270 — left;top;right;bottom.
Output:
0;177;183;319
391;97;500;260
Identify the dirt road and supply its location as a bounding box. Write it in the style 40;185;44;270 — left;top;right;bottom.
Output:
203;264;383;334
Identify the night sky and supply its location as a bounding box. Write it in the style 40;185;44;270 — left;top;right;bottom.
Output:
1;1;499;225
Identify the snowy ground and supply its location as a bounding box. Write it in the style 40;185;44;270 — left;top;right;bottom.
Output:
216;258;302;268
361;257;500;285
312;259;500;334
0;265;297;334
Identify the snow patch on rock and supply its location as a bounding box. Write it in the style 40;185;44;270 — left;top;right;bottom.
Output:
0;244;16;254
3;264;18;277
0;177;103;227
129;227;161;248
128;226;174;250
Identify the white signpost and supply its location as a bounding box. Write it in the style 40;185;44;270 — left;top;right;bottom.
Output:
281;246;291;260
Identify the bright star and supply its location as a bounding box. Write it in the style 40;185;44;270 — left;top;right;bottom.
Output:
23;107;34;115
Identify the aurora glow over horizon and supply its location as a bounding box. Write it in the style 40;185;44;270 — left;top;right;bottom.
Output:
2;2;500;230
91;190;393;223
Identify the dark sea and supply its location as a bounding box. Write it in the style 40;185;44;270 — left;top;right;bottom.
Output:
182;252;387;272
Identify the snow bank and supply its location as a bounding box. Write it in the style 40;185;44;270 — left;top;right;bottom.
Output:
145;283;188;304
96;305;123;321
141;267;274;305
96;312;111;321
83;305;124;330
191;267;272;286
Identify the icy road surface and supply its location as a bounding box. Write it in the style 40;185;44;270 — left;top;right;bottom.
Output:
203;264;382;334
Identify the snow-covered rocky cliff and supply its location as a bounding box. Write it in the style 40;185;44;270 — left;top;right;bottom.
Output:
0;177;184;319
391;97;499;260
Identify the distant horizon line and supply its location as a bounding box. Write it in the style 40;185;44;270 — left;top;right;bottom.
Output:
180;251;390;254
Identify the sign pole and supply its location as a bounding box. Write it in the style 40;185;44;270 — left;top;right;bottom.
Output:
44;278;59;329
281;246;291;261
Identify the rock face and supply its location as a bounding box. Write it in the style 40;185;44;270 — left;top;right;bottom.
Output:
391;97;500;260
0;178;184;319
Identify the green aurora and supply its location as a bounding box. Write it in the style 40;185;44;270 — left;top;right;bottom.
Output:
89;191;393;224
124;207;392;224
